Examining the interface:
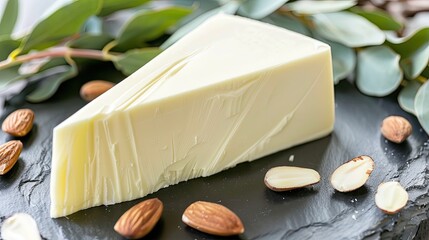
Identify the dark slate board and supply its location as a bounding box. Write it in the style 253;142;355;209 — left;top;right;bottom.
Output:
0;67;428;240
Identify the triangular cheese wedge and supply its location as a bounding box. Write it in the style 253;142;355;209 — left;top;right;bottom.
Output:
50;14;334;217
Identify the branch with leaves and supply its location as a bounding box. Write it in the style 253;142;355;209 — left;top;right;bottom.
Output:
0;0;428;134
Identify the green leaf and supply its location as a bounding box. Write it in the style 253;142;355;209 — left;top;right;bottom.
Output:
415;80;429;134
37;58;68;73
26;64;78;102
330;41;356;84
398;80;421;114
17;0;102;53
262;13;310;36
387;27;429;58
0;0;18;36
0;66;23;88
312;12;385;48
83;16;103;35
238;0;289;19
68;34;113;50
113;48;162;75
356;46;402;96
160;2;240;49
115;7;192;50
98;0;150;17
0;37;20;61
400;43;429;79
349;7;402;31
172;0;221;28
286;0;356;15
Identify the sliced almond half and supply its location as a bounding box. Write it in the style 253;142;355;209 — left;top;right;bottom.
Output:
375;181;408;214
182;201;244;236
264;166;320;191
330;155;374;192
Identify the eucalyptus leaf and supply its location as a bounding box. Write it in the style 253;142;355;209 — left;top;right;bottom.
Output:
415;80;429;134
262;13;310;36
238;0;289;19
349;7;402;31
330;41;356;84
113;48;162;75
398;80;421;114
26;64;78;102
37;58;68;73
0;66;23;88
356;46;402;97
98;0;150;17
0;0;18;36
400;43;429;79
103;9;136;38
286;0;356;15
17;0;102;53
387;27;429;58
312;12;385;48
115;7;192;50
172;0;221;28
68;34;113;50
83;16;103;35
160;1;240;49
0;37;20;61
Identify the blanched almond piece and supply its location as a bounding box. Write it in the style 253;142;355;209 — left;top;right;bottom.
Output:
375;181;408;214
182;201;244;236
1;213;42;240
330;155;374;192
114;198;163;239
264;166;320;191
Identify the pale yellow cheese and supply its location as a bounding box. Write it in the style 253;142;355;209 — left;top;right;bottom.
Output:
50;14;335;217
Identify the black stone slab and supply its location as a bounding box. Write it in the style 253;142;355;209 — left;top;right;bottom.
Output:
0;67;427;240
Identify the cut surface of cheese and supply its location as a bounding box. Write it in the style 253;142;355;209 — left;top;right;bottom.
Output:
50;14;335;218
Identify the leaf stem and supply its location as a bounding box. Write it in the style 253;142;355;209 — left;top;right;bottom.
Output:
0;47;117;70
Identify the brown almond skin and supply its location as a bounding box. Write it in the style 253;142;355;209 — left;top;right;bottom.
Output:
182;201;244;236
0;140;23;175
80;80;115;102
114;198;163;239
381;116;412;143
2;109;35;137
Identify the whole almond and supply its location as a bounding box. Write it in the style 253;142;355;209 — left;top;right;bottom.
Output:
264;166;320;191
80;80;114;102
330;155;375;192
2;109;34;137
381;116;412;143
0;140;23;175
182;201;244;236
114;198;163;239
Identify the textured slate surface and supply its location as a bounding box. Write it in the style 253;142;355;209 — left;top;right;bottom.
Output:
0;68;428;239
